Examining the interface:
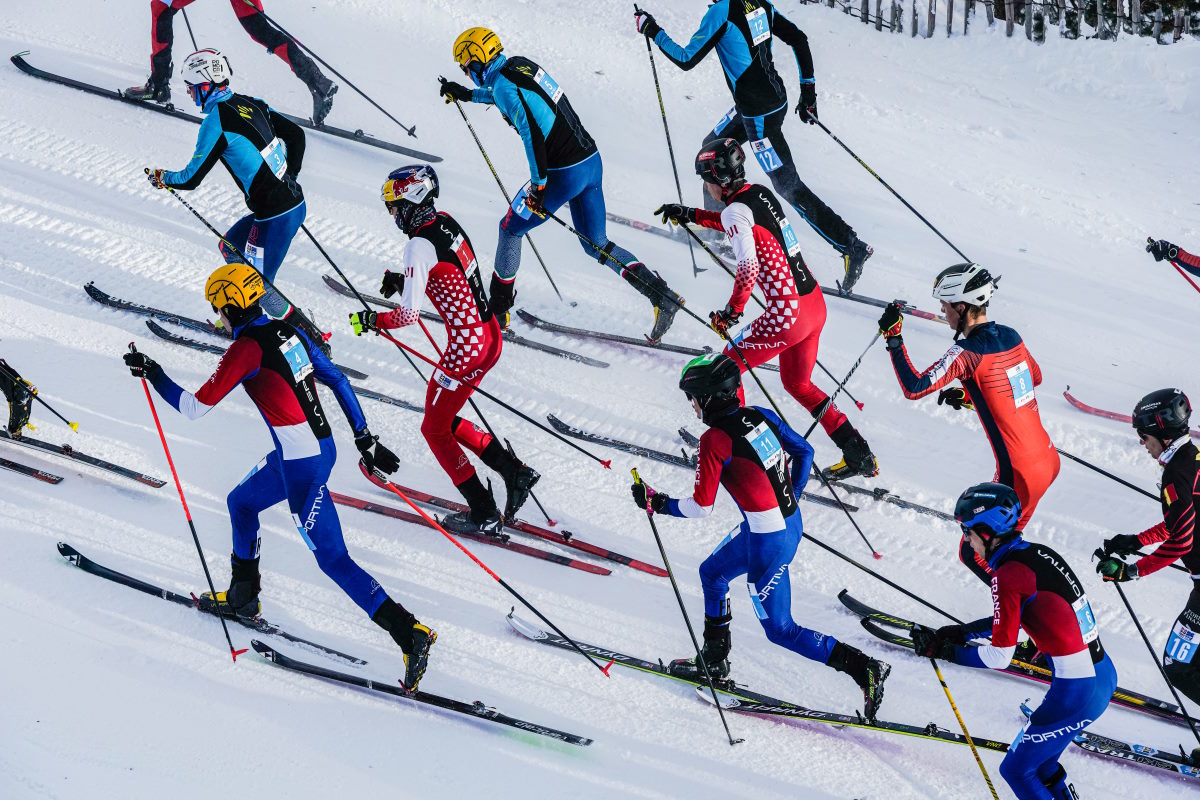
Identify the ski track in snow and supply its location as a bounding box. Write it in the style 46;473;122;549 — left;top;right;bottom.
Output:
2;1;1198;798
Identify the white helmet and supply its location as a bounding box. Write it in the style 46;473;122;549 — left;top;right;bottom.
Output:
181;48;232;87
932;263;997;306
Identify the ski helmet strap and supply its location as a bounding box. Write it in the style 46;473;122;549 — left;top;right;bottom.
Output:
952;303;969;341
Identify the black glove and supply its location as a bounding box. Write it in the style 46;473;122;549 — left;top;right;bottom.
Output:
123;351;161;379
878;301;903;339
709;304;742;336
1096;555;1136;583
631;480;669;514
356;429;400;475
910;623;965;660
1146;238;1180;263
797;82;818;124
439;80;473;104
524;182;547;216
489;273;516;322
1102;533;1141;557
654;203;696;226
634;9;662;39
937;387;974;411
380;269;405;299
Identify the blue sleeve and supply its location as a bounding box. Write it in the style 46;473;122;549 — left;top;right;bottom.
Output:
471;87;495;105
305;331;368;434
759;406;814;496
492;76;546;186
147;367;185;411
653;1;727;71
963;616;994;640
662;498;687;518
163;113;225;190
953;645;987;668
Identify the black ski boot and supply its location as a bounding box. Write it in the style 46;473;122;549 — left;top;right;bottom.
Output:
623;262;685;344
1039;764;1080;799
481;439;541;520
840;234;873;295
198;554;261;619
310;80;338;126
126;64;172;103
443;474;502;534
0;360;34;436
823;422;879;480
827;641;890;722
667;614;732;682
373;597;437;693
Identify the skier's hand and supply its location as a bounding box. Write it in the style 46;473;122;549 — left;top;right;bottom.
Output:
877;301;903;339
489;273;516;322
634;8;661;39
797;82;818;124
937;387;973;412
709;304;742;336
654;203;696;226
123;350;160;379
1096;556;1136;583
1102;533;1141;557
145;168;166;189
631;480;668;514
524;182;547;216
348;310;378;337
439;80;473;105
356;430;400;475
1146;238;1180;263
380;270;405;299
910;623;965;660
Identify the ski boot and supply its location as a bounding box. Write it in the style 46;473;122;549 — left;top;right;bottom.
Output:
823;422;879;480
1;363;35;436
198;554;261;619
373;597;437;694
126;69;171;104
443;475;503;535
622;262;685;344
311;80;338;126
827;641;890;722
840;234;873;296
1039;764;1080;799
481;439;541;520
667;614;731;683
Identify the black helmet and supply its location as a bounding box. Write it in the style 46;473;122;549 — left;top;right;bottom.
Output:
695;138;745;189
954;482;1022;539
680;353;741;423
1132;388;1191;441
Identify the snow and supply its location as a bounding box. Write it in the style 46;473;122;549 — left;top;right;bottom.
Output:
2;1;1198;797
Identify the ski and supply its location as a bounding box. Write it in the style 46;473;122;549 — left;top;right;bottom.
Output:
820;477;956;522
57;542;366;665
10;52;442;161
1020;702;1199;781
321;275;609;368
837;590;1193;727
605;211;700;244
699;687;1010;752
1064;386;1200;439
0;430;165;487
251;639;592;746
0;456;62;484
330;492;611;575
348;385;423;413
549;415;851;512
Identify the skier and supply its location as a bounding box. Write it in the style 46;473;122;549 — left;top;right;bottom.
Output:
632;353;890;720
127;0;338;125
348;165;540;534
634;2;874;293
877;263;1059;583
656;138;877;479
914;482;1116;800
0;359;35;436
121;263;436;692
1147;237;1200;276
146;48;306;322
438;27;686;343
1097;388;1200;705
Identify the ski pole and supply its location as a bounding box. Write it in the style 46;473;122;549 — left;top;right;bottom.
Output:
0;361;79;431
370;469;612;678
635;7;703;279
128;343;245;663
930;657;1000;799
180;8;199;50
1095;550;1200;748
811;119;971;263
231;0;416;136
802;331;880;439
1055;447;1158;501
439;78;564;303
632;468;742;746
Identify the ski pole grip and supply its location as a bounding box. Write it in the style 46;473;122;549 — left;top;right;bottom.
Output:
631;467;642;485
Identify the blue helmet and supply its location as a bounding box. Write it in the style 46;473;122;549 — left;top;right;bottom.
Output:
954;482;1022;539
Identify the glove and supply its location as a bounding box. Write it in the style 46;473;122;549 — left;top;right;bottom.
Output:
634;9;661;39
349;311;378;337
1102;533;1141;557
439;80;473;104
380;270;405;299
524;182;547;216
1146;238;1180;263
654;203;696;226
709;304;742;336
1096;556;1136;582
356;429;400;475
489;273;516;322
145;168;166;189
123;351;161;379
937;387;974;411
797;82;818;124
910;623;965;660
877;301;903;339
631;480;669;514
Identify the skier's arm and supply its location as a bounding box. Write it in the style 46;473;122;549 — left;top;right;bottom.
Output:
149;338;260;419
771;10;815;83
375;239;435;330
1134;478;1196;577
888;342;977;400
268;108;306;178
1175;246;1200;278
470;86;495;105
652;2;726;71
307;330;369;435
163;114;226;189
1026;347;1043;388
953;562;1029;669
662;429;730;519
760;407;814;497
720;203;760;314
492;78;548;187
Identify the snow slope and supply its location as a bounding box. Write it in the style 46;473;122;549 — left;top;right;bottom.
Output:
2;1;1198;798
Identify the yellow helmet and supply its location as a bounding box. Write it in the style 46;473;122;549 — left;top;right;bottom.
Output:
206;263;265;311
453;27;502;70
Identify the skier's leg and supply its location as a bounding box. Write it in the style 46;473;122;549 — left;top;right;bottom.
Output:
1164;586;1200;705
227;450;287;561
722;319;788;405
748;516;837;664
233;1;336;122
247;201;306;284
221;214;256;264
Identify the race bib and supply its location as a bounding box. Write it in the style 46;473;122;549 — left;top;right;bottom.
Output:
260;136;288;180
746;5;772;45
745;421;783;470
510;182;536;221
712;107;739;137
451;234;479;278
749;138;783;174
1006;361;1035;408
532;68;564;104
1167;620;1197;664
1071;595;1099;645
279;335;313;383
778;217;802;257
432;369;461;392
244;241;265;270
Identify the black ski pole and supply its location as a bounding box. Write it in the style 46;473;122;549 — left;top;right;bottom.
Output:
439;78;564;303
635;5;702;278
180;8;200;50
0;361;79;431
1057;447;1158;501
812;119;971;263
232;0;416;137
802;332;880;439
632;468;742;746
